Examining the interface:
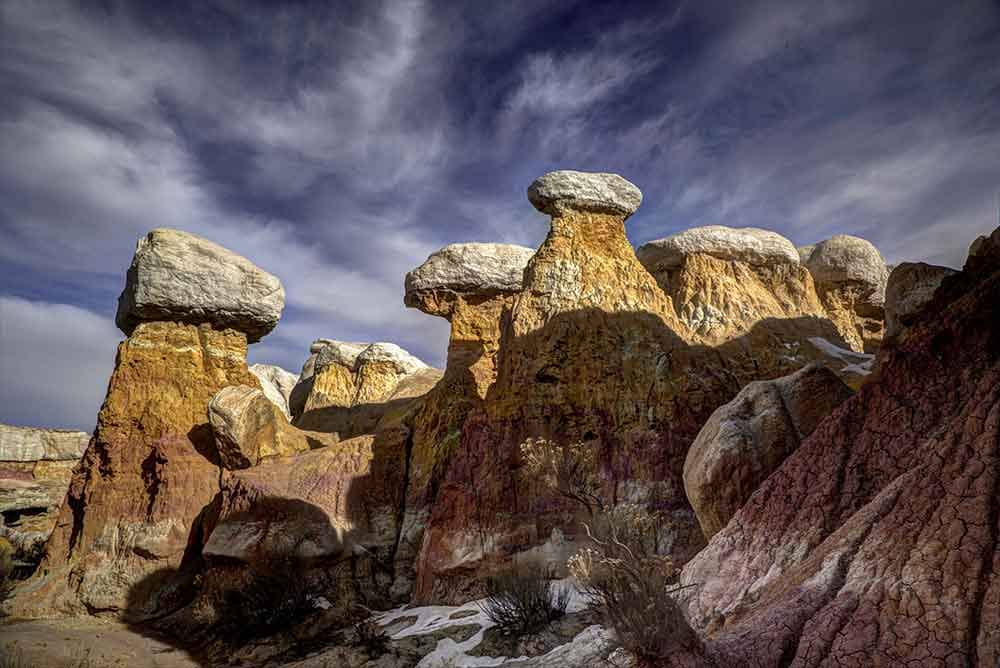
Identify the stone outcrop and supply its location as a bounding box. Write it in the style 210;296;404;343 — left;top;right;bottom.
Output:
292;340;439;438
683;365;853;541
677;226;1000;667
9;230;282;618
638;226;829;345
404;242;534;298
207;385;329;469
116;228;284;343
804;234;888;352
526;170;642;217
248;363;298;418
0;425;88;564
411;172;863;603
884;261;957;339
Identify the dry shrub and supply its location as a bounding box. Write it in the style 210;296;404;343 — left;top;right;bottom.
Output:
218;559;319;644
568;504;702;662
477;566;570;636
520;438;604;516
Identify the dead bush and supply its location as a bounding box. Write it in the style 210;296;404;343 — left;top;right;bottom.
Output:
477;566;570;636
568;504;702;662
218;559;319;644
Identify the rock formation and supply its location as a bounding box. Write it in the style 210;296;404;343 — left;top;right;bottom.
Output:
208;385;330;469
677;225;1000;667
9;229;282;618
290;339;439;438
637;226;828;344
116;228;285;342
0;425;88;564
683;365;853;541
884;261;957;339
804;234;888;352
248;363;298;418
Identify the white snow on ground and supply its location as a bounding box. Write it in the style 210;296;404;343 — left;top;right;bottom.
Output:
376;579;601;668
807;337;875;376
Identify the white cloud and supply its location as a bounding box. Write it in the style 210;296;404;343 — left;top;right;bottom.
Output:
0;296;121;431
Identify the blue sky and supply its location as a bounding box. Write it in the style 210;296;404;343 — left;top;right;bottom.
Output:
2;0;999;430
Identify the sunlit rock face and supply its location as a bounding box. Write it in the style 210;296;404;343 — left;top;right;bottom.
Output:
289;339;439;440
7;229;282;618
248;363;298;419
804;234;889;352
677;226;1000;668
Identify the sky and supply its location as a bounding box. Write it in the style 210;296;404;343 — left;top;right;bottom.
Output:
1;0;999;431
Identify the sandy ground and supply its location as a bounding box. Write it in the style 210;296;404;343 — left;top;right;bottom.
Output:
0;617;202;667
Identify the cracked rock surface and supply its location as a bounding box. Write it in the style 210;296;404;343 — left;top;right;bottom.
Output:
679;226;1000;667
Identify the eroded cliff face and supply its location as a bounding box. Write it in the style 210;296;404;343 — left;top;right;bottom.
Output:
11;322;259;616
677;227;1000;667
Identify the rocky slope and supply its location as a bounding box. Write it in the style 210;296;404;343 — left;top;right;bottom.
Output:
677;226;1000;667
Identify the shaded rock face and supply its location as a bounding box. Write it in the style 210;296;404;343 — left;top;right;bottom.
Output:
683;365;853;541
411;173;860;603
291;340;437;438
884;261;957;339
805;234;889;352
208;385;324;469
10;322;259;617
116;228;285;343
677;226;1000;667
0;425;88;564
248;363;298;418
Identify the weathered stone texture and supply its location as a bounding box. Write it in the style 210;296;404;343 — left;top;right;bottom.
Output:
884;261;957;339
248;363;298;418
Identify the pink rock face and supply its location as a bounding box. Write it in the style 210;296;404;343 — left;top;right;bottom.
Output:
678;228;1000;667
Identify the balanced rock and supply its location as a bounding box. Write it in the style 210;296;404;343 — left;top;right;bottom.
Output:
638;226;827;344
636;226;800;270
9;231;277;619
116;228;285;342
805;234;888;351
248;363;298;418
884;261;957;338
683;365;853;540
208;385;324;469
404;243;534;299
527;170;642;217
677;225;1000;666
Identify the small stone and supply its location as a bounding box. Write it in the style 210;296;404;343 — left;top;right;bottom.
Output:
637;226;800;270
527;170;642;217
116;228;285;342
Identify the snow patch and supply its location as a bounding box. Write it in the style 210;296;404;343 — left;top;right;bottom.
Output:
807;337;874;376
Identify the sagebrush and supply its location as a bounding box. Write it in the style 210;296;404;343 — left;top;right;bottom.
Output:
477;567;569;636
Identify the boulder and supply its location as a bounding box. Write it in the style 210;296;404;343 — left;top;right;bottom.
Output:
884;261;957;338
248;363;298;418
116;228;285;342
683;365;853;540
404;243;534;298
207;385;323;469
527;170;642;217
0;425;88;462
636;226;800;270
804;234;888;352
677;225;1000;666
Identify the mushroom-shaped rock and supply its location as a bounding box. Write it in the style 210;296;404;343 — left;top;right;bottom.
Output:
528;170;642;217
404;243;534;315
249;363;298;419
116;228;285;342
805;234;888;304
208;385;320;469
636;226;800;271
683;365;853;540
884;262;957;338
